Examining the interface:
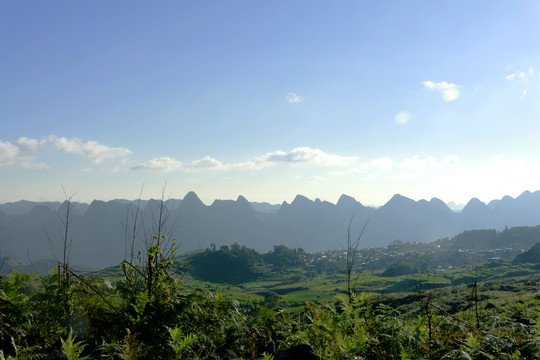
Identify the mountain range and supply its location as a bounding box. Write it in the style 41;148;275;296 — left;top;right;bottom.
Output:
1;190;540;268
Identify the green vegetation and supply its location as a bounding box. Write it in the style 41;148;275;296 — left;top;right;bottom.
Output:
2;226;540;359
514;241;540;264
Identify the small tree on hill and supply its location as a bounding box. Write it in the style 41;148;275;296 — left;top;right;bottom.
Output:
342;216;369;303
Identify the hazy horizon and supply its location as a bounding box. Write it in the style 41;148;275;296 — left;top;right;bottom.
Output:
3;188;539;211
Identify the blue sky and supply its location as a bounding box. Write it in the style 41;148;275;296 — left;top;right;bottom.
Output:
1;1;540;206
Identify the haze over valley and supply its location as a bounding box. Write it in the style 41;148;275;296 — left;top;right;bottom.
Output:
2;189;540;268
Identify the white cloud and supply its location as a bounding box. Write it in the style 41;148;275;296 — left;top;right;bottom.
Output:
258;146;356;166
0;139;49;169
0;141;19;162
399;155;438;170
394;111;411;125
285;92;304;103
49;136;132;163
369;157;393;169
505;72;521;80
399;154;460;171
17;137;46;153
190;156;225;170
443;155;460;167
422;80;461;101
230;160;269;171
18;161;49;170
422;81;458;91
131;157;184;172
505;67;534;81
2;135;134;170
358;157;394;172
133;155;227;172
504;66;535;99
505;74;515;80
131;146;357;173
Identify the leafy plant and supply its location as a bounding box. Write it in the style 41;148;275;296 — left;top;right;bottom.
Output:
118;330;147;360
167;327;198;359
61;330;87;360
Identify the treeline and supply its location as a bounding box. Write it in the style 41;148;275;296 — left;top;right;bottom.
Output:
186;244;332;283
185;226;540;285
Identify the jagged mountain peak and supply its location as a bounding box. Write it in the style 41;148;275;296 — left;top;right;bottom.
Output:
463;197;485;207
210;199;231;207
517;190;532;199
210;196;253;211
237;195;249;204
488;195;514;209
516;190;540;204
182;191;205;207
291;194;313;207
385;193;415;207
461;198;488;215
337;194;359;208
429;197;452;212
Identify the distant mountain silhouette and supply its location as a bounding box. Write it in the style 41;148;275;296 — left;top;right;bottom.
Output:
2;190;540;268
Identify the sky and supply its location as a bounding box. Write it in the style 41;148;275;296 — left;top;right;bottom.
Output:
1;1;540;207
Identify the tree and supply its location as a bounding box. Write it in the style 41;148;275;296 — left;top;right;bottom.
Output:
119;185;181;358
343;217;369;303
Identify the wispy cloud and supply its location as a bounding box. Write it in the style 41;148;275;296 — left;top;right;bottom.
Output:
0;141;18;160
394;111;411;125
505;66;534;80
0;140;22;168
49;136;132;163
367;157;393;170
258;147;356;166
422;80;461;101
1;136;135;169
504;66;535;99
399;154;460;170
505;72;525;81
229;160;268;171
131;157;183;172
132;147;357;172
132;155;227;172
350;157;394;173
17;137;47;153
0;138;49;169
189;156;225;170
285;92;304;103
